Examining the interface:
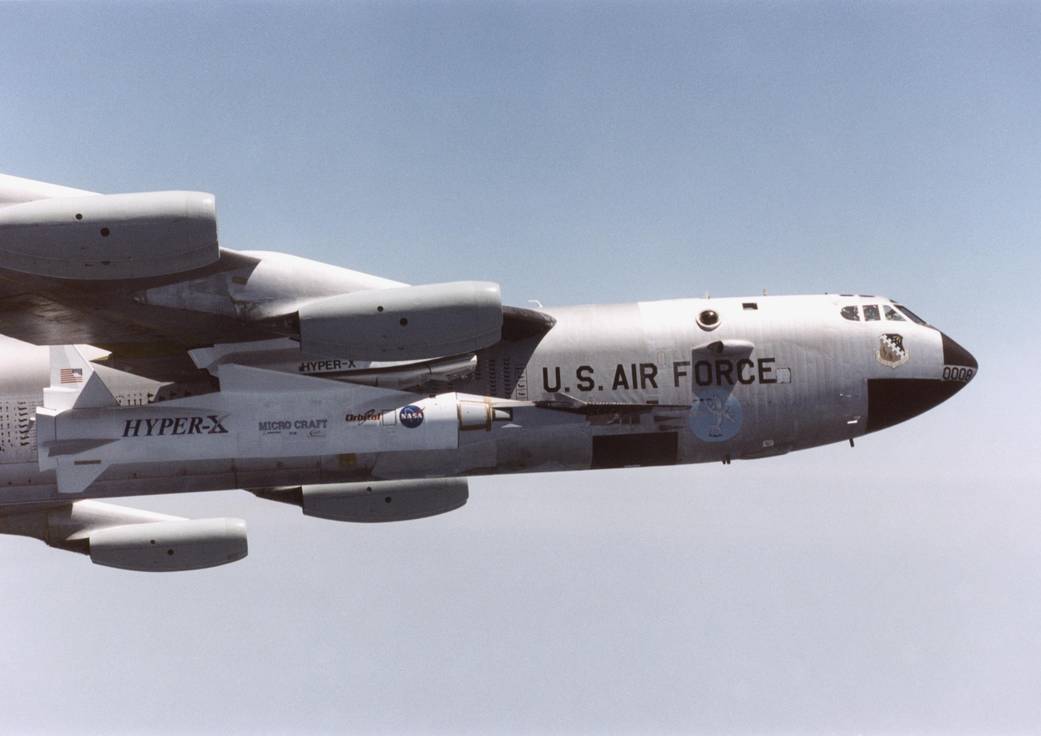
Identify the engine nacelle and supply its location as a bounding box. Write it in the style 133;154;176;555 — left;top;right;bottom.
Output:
88;518;248;572
298;281;502;360
254;479;469;523
0;500;248;572
0;191;219;280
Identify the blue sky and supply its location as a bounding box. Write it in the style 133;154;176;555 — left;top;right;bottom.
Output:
2;3;1040;733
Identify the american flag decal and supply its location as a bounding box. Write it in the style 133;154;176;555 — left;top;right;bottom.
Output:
60;368;84;384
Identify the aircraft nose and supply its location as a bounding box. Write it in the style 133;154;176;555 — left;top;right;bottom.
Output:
865;331;978;433
941;332;978;379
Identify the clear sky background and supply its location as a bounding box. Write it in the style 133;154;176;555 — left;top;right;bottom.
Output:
2;2;1040;734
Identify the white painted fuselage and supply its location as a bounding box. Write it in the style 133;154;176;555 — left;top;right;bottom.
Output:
0;289;975;508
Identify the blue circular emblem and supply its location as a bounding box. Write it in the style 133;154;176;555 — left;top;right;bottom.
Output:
399;404;425;428
689;388;742;442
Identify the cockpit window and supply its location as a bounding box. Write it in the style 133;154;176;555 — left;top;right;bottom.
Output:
840;306;860;321
863;304;881;321
883;305;905;321
896;305;928;325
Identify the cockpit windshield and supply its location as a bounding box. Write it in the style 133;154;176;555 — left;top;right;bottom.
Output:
895;305;929;325
883;305;905;321
839;301;929;325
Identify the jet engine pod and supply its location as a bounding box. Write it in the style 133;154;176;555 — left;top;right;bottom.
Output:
0;191;219;280
88;517;248;572
302;479;469;522
255;478;469;523
298;281;502;360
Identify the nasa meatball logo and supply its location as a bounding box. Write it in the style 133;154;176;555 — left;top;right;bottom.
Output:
399;404;425;428
877;333;909;368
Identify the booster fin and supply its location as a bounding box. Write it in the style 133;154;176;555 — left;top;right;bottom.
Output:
73;372;118;410
44;345;111;412
38;345;118;492
55;460;111;495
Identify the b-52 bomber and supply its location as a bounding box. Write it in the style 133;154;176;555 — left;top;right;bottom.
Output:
0;174;977;571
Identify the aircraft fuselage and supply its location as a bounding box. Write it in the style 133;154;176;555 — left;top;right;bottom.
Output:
0;292;976;507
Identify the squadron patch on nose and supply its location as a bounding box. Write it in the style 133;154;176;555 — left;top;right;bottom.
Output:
877;333;909;368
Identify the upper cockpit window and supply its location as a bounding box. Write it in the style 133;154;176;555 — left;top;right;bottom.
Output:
896;305;928;325
883;305;905;321
863;304;881;321
840;306;860;321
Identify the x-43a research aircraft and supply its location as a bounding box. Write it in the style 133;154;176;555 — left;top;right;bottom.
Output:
0;174;977;571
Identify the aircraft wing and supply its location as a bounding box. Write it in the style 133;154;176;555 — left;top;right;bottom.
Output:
0;250;274;381
0;174;554;382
